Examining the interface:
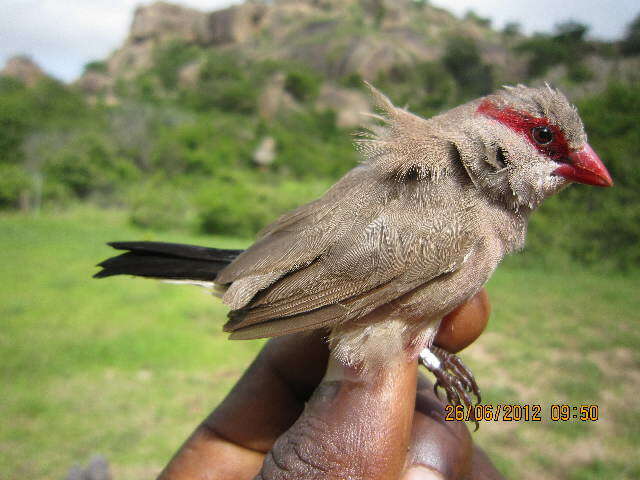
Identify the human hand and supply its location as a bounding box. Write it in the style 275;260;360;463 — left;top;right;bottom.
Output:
158;290;502;480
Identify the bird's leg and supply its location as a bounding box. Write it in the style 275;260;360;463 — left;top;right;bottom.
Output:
446;353;481;403
419;346;482;429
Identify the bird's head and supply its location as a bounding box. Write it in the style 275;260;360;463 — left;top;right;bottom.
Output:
447;84;613;211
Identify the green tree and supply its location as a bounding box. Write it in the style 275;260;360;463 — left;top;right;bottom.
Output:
44;133;138;198
0;77;30;165
621;13;640;56
442;36;493;99
153;40;201;90
0;164;30;208
503;22;521;37
186;52;259;114
284;68;321;102
464;10;491;28
374;61;457;117
549;83;639;269
83;61;108;74
516;21;592;80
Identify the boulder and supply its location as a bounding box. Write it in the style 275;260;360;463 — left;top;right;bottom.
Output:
253;136;277;168
316;84;372;128
103;1;209;82
1;55;46;86
75;70;112;96
129;1;209;44
258;73;301;119
178;60;203;89
207;3;269;45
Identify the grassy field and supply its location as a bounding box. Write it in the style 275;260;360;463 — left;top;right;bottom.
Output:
1;208;639;479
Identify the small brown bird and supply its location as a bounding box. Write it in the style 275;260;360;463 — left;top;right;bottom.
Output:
95;84;612;407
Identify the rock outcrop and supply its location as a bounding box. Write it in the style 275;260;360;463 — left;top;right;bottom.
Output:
208;3;269;45
253;136;277;168
1;55;47;86
75;0;517;97
129;1;210;44
258;73;301;120
106;1;210;81
316;84;371;128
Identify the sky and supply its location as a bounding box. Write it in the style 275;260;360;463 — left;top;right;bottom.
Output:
1;0;638;82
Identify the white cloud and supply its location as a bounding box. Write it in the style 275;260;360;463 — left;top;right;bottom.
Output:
1;0;637;82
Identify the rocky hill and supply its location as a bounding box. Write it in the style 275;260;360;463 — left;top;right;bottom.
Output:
0;55;47;87
1;0;638;272
8;0;638;117
74;0;524;104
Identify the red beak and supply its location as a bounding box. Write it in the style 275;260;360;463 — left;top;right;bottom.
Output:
553;144;613;187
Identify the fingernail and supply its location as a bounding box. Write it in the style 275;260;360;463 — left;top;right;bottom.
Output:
402;466;445;480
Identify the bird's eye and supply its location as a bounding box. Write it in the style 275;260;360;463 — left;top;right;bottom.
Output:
531;126;554;145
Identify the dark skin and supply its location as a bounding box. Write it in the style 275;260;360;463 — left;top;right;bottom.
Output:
158;289;503;480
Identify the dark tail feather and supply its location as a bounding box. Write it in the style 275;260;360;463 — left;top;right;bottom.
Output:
94;241;243;282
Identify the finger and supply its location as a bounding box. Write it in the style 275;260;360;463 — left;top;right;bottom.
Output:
207;330;330;451
403;374;504;480
406;288;496;480
158;430;264;480
434;289;490;354
469;445;506;480
161;288;493;480
159;331;329;480
256;353;418;480
403;373;472;480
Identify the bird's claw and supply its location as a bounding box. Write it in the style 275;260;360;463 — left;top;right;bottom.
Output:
419;346;481;430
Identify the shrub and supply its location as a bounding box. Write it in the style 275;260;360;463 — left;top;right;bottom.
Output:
197;171;331;237
503;22;521;37
464;10;491;28
129;180;196;231
153;40;201;90
340;72;365;90
28;78;89;127
621;14;640;56
44;132;139;198
0;79;30;165
186;52;259;114
284;68;321;102
413;62;458;114
0;164;30;208
150;113;255;176
573;83;640;269
84;61;108;74
516;21;592;79
442;36;493;99
267;110;356;179
373;61;457;117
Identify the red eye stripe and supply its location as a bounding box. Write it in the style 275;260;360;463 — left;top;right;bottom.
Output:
477;99;569;160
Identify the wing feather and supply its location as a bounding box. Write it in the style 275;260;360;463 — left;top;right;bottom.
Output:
217;87;477;338
215;166;376;285
223;185;475;338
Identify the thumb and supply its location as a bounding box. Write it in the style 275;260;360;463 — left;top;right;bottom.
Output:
256;352;418;480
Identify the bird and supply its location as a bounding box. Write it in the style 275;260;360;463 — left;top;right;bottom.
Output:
95;84;612;409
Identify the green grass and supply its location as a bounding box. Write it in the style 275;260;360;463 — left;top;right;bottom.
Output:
472;261;640;479
0;207;261;479
1;207;639;479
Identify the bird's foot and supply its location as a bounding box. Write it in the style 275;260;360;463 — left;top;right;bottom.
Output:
419;346;481;429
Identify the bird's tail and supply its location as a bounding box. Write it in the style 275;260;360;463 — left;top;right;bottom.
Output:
93;241;243;283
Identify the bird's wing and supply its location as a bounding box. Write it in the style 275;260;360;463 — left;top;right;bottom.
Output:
221;174;476;339
215;165;380;307
215;83;439;293
217;86;476;338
